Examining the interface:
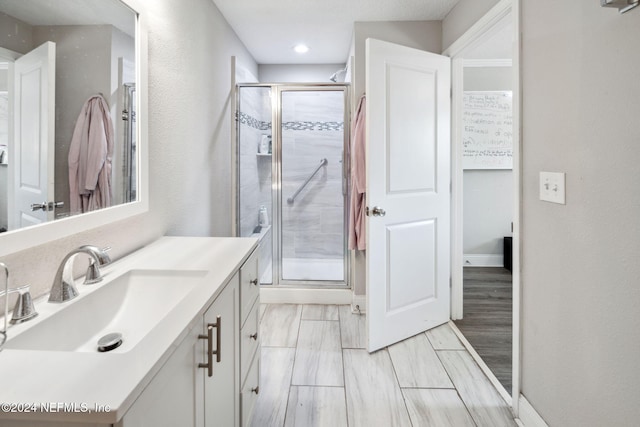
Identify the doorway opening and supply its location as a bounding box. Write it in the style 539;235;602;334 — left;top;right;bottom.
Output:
235;84;350;289
445;0;521;408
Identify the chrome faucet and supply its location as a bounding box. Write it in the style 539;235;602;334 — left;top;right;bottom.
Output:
49;245;111;303
1;262;8;350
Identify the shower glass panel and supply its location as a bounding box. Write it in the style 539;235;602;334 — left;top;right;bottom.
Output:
279;89;346;283
237;86;273;285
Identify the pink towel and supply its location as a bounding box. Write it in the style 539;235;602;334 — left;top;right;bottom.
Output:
68;94;114;214
349;95;366;251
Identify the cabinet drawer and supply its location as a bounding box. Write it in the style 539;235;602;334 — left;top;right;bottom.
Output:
240;248;259;327
241;351;260;427
240;300;260;382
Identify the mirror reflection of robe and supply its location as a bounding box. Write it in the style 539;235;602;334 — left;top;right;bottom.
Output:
68;94;114;214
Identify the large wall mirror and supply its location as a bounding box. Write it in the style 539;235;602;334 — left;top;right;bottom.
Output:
0;0;148;257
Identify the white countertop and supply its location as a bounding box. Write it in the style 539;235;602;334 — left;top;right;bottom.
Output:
0;236;258;424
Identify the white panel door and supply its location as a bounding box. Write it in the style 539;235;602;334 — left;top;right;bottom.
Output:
366;38;451;352
9;41;55;229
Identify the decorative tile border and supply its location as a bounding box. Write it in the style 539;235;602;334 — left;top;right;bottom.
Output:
238;111;271;131
283;121;343;131
238;111;343;132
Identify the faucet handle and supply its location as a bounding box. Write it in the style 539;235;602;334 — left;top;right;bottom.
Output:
10;285;38;325
84;258;103;285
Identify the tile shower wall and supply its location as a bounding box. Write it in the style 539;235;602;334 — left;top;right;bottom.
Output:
238;87;272;238
281;91;345;260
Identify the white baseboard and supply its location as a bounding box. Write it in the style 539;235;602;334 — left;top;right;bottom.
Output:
351;294;366;313
463;254;504;267
517;395;549;427
259;287;352;305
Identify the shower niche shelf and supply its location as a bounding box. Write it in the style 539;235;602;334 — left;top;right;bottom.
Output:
256;153;272;157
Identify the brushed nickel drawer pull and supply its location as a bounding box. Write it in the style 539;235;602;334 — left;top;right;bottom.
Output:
198;324;213;377
198;316;221;377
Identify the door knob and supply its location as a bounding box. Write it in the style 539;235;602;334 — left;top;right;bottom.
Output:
367;206;386;217
30;201;64;212
31;202;47;212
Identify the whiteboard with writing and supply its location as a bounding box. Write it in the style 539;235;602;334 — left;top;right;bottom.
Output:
463;91;513;169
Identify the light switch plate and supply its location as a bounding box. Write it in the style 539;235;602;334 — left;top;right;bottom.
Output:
539;172;566;204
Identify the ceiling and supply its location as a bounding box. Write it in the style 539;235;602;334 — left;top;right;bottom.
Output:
211;0;461;65
0;0;136;37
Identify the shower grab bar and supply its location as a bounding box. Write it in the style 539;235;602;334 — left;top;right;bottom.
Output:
287;158;328;204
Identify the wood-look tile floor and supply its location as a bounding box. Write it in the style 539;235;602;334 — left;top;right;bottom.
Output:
251;304;517;427
454;267;513;392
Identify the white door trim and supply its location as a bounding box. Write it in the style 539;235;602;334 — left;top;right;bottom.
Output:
443;0;523;416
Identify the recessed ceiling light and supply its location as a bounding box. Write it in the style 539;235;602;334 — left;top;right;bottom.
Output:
293;44;310;54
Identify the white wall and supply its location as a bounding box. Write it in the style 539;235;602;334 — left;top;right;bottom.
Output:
463;66;513;265
442;0;501;50
258;64;346;83
446;1;640;425
0;0;257;302
520;1;640;425
0;13;32;54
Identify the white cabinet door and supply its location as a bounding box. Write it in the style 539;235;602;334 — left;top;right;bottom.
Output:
204;273;240;427
119;322;205;427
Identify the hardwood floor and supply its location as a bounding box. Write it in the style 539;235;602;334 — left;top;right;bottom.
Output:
252;303;516;427
454;267;513;393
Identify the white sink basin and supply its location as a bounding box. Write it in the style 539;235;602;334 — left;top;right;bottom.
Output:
4;269;207;353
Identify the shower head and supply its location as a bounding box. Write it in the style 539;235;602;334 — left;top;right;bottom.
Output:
329;67;347;82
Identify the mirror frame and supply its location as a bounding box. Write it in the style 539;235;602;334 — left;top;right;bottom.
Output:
0;0;149;257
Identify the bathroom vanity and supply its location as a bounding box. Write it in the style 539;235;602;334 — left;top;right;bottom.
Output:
0;237;260;427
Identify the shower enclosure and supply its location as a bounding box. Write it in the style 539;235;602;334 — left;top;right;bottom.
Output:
236;84;349;288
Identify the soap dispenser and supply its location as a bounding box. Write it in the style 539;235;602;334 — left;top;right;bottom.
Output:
259;205;269;226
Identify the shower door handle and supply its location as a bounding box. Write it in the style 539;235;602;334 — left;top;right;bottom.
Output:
366;206;386;217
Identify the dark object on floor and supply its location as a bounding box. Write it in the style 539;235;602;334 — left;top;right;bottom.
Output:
503;236;512;272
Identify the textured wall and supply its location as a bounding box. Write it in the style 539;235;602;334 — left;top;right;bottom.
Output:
0;0;256;307
258;64;346;83
520;1;640;425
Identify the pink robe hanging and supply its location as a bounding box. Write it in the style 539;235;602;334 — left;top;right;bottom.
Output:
68;94;114;214
349;95;366;251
